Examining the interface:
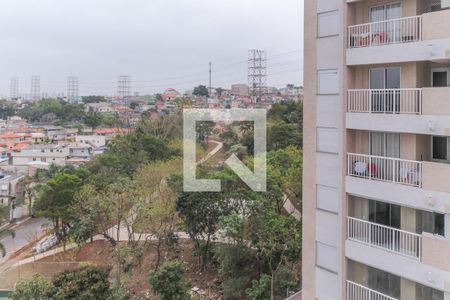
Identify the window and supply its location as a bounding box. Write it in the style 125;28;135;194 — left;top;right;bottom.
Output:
369;200;401;229
430;1;442;12
416;282;444;300
369;132;400;158
370;3;401;23
369;68;401;113
417;210;445;236
367;265;400;299
432;69;450;87
432;136;447;161
40;158;46;162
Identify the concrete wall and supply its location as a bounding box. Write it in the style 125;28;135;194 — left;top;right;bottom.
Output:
422;10;450;40
422;233;450;273
302;0;318;297
303;0;347;298
422;161;450;193
423;88;450;115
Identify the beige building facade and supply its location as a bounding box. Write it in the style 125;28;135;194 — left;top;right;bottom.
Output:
303;0;450;299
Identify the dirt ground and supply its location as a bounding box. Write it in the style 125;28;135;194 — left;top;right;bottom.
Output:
39;239;222;299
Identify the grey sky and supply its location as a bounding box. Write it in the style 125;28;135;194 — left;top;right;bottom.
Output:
0;0;303;96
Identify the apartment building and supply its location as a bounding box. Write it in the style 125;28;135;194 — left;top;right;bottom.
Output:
303;0;450;299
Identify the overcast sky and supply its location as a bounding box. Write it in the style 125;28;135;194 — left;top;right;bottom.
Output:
0;0;303;96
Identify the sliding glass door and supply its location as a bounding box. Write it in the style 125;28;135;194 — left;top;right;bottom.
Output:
370;68;401;113
370;3;401;44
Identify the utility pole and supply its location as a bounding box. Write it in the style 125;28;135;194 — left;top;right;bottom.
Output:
205;62;212;108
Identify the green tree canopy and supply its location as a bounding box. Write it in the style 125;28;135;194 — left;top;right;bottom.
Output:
149;260;191;300
192;85;209;97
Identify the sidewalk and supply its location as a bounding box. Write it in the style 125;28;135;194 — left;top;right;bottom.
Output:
0;216;32;231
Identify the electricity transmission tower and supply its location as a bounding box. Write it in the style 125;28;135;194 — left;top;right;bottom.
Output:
67;76;79;103
117;75;131;98
10;77;19;100
30;75;40;101
248;49;267;102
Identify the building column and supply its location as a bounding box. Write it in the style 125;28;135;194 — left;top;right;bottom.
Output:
445;214;450;239
400;278;416;300
444;291;450;300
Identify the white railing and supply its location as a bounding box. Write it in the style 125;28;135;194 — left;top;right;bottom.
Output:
347;217;422;259
347;281;398;300
347;153;422;188
347;89;422;114
348;16;422;48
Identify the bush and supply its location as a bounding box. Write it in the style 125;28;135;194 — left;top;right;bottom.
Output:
50;265;111;299
11;275;52;300
246;274;271;300
149;260;191;300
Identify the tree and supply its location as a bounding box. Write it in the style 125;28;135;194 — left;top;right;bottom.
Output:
267;123;301;151
132;159;182;270
216;87;224;98
50;266;112;299
82;96;107;104
83;112;103;130
0;218;14;257
149;260;191;300
176;191;231;270
251;213;301;300
219;125;238;151
11;274;52;300
192;85;209;97
33;173;83;244
129;102;139;110
19;99;85;123
196;121;214;145
267;146;302;209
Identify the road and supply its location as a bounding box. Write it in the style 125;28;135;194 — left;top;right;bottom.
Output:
0;218;48;267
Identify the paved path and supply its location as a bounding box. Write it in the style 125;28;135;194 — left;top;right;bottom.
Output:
283;194;301;221
198;140;223;164
0;218;48;270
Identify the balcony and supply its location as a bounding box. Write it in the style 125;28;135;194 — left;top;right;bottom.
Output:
347;217;421;260
347;153;422;188
347;281;397;300
347;10;450;65
346;88;450;134
348;16;422;49
347;89;422;114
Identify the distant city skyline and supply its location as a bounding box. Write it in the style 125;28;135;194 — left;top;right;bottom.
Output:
0;0;303;97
